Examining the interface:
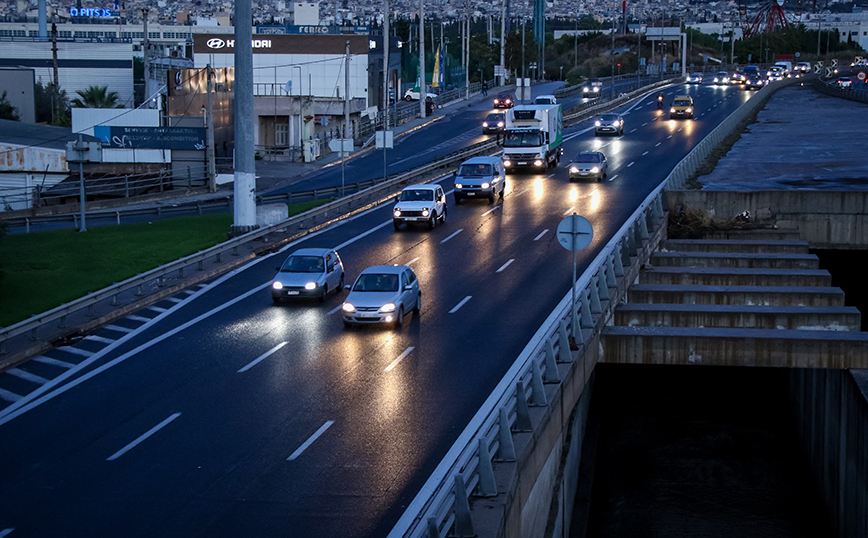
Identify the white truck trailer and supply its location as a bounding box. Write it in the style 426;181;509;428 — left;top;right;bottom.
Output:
501;104;563;172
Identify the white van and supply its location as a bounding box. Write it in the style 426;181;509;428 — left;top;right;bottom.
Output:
532;94;557;105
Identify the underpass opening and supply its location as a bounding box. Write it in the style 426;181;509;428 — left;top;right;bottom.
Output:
812;249;868;331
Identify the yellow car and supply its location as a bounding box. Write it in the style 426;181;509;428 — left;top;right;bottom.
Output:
670;95;694;119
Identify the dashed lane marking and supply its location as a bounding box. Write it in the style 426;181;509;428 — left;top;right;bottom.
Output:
34;356;76;369
496;259;515;273
287;420;334;461
103;325;135;333
107;413;181;461
85;335;115;345
449;296;472;314
57;346;94;357
440;229;464;244
534;229;549;241
238;342;288;373
7;368;49;385
127;315;152;322
385;347;415;372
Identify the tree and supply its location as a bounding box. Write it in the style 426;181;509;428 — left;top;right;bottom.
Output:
34;82;70;125
0;91;19;121
71;85;122;108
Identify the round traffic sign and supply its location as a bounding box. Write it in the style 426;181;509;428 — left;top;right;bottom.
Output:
858;71;867;81
556;214;593;251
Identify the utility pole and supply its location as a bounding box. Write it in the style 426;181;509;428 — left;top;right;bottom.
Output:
521;18;526;104
420;0;426;118
232;0;257;234
343;40;350;196
206;65;216;192
383;0;390;182
465;5;470;100
611;18;615;98
51;22;59;123
500;0;506;86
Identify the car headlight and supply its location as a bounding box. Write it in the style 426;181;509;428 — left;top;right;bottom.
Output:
595;120;601;126
686;108;692;113
503;160;512;167
569;166;579;173
591;167;600;174
534;159;544;167
670;107;676;113
481;182;490;189
497;121;504;127
342;302;355;313
614;120;621;126
393;208;401;217
583;86;589;91
304;282;317;290
272;281;283;290
494;99;499;104
379;303;396;313
422;208;430;217
482;122;489;127
455;183;463;189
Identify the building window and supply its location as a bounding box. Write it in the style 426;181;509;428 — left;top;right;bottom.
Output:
13;30;25;37
149;32;160;39
59;31;72;37
275;122;289;147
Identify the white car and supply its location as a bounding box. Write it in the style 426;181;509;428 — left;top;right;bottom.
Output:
686;73;703;84
403;88;438;101
392;184;447;230
271;248;344;303
342;265;421;327
533;94;557;104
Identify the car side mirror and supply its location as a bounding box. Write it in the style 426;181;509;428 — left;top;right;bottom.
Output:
404;284;413;291
344;285;351;290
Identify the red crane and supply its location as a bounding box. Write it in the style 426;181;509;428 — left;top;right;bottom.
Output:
744;0;790;37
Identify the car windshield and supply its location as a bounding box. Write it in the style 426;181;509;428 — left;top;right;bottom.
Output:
674;99;691;106
353;273;399;292
496;94;511;100
399;189;435;202
281;255;324;273
600;114;619;121
590;80;601;86
535;98;553;104
573;153;601;163
504;131;543;147
486;113;503;121
458;164;492;177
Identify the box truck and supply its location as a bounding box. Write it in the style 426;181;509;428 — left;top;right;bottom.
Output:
501;104;563;172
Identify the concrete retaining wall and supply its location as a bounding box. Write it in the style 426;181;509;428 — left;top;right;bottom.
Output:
667;190;868;249
787;369;868;537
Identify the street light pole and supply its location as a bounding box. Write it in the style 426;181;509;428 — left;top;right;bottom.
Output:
419;0;426;119
611;18;615;98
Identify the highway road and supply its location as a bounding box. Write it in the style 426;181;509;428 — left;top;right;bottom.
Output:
0;81;753;537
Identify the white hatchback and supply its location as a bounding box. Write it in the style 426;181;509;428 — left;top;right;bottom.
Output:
342;265;421;327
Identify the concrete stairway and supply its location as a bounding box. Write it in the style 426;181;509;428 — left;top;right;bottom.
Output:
601;230;868;368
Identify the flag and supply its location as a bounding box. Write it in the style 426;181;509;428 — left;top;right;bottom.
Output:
431;46;441;88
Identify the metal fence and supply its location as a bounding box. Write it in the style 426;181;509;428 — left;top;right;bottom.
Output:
813;78;868;104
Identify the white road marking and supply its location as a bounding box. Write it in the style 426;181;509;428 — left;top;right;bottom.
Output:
127;315;152;322
57;346;94;357
238;342;288;373
482;206;501;216
327;305;343;316
667;135;673;139
496;259;515;273
385;347;415;372
406;257;420;265
34;356;75;369
563;206;575;216
642;122;648;126
85;335;115;344
440;229;464;244
166;297;184;303
287;420;334;461
512;189;528;197
449;296;472;314
148;306;167;313
655;142;662;147
0;389;21;403
627;162;635;167
534;229;549;241
7;368;49;385
106;413;181;461
609;174;618;181
103;324;135;333
630;128;637;133
642;151;649;156
183;289;196;295
677;128;683;132
0;528;14;537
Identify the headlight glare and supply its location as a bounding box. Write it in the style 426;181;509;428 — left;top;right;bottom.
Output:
342;302;355;313
591;167;600;174
569;166;579;173
503;160;512;167
534;159;544;167
304;282;317;290
670;107;676;113
380;303;396;313
482;122;489;127
595;120;601;126
272;281;283;290
393;208;401;217
455;183;463;189
481;182;490;189
422;208;430;217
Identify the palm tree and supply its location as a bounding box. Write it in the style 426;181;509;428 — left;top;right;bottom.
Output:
71;86;122;108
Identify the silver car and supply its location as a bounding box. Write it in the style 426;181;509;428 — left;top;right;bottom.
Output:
594;113;624;136
568;151;608;182
271;248;344;303
342;265;421;328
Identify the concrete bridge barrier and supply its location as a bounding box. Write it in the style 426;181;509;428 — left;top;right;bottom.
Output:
614;303;861;331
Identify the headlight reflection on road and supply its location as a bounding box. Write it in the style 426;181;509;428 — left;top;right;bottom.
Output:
589;188;601;212
569;187;579;203
533;177;544;200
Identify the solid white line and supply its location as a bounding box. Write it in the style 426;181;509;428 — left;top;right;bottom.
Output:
655;142;662;147
482;206;501;216
440;229;464;244
406;257;420;265
166;297;184;303
238;342;288;373
287;420;334;461
385;346;415;372
0;528;14;538
102;324;135;333
627;162;634;167
0;389;21;403
642;151;649;156
106;413;181;461
127;315;153;322
449;296;472;314
533;229;549;241
327;305;343;316
56;346;93;357
34;356;75;369
496;259;515;273
609;174;618;181
563;206;575;216
85;335;115;345
7;368;49;385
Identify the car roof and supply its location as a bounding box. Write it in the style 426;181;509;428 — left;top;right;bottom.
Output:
402;184;439;191
486;112;504;117
674;95;691;99
496;92;512;97
358;265;410;275
461;156;501;165
289;248;331;256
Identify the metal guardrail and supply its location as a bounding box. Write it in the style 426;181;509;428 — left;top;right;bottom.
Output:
814;78;868;104
387;172;668;538
0;137;499;355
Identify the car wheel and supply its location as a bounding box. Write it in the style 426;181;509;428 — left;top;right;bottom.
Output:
594;131;599;137
403;95;412;102
318;285;328;303
428;215;436;229
499;185;505;199
602;172;607;182
440;207;446;223
393;219;402;231
488;192;495;204
414;293;421;313
395;306;404;328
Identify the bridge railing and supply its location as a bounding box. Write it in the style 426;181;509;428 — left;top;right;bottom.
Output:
387;182;669;538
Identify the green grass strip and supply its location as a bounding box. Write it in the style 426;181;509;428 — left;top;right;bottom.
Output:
0;199;330;327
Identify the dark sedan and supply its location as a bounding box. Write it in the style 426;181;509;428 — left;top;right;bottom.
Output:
482;112;505;134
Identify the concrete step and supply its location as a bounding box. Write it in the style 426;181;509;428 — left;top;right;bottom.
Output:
651;251;819;269
614;304;861;331
601;326;868;368
700;228;802;241
661;239;810;254
627;284;846;307
640;267;832;287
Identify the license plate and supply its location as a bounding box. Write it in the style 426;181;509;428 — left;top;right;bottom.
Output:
360;312;378;318
467;192;475;196
517;161;527;165
286;291;299;295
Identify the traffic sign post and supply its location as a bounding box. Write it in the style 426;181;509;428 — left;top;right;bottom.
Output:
556;213;593;348
858;71;866;82
826;67;833;78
